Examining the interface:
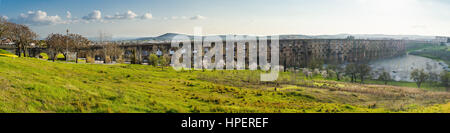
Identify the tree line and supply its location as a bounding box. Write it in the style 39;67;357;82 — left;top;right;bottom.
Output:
0;17;37;57
1;18;126;64
301;59;449;90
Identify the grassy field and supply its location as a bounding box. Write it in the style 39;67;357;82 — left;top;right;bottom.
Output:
0;49;18;58
0;56;449;113
362;79;447;92
406;43;435;53
409;45;450;65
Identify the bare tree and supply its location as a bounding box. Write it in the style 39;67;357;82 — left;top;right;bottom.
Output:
378;70;391;85
410;69;429;88
8;24;37;57
440;71;449;89
327;64;343;80
68;33;90;63
104;42;123;63
0;18;11;41
46;34;66;62
428;72;439;85
357;63;371;84
97;30;112;63
345;63;358;83
307;58;323;70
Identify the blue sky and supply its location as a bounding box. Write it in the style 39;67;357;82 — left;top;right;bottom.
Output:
0;0;449;38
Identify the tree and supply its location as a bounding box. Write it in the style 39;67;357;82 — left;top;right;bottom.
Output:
105;42;123;63
0;18;11;40
149;54;158;67
321;70;328;79
307;58;323;69
68;34;90;63
428;72;439;85
378;70;391;85
345;63;358;83
440;71;449;89
357;63;371;84
327;64;343;80
326;69;336;79
410;69;429;88
9;24;37;57
159;55;170;70
46;34;66;62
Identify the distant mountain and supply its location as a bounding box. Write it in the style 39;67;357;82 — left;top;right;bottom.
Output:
280;34;436;40
135;33;193;41
314;34;436;40
278;34;314;39
128;33;437;42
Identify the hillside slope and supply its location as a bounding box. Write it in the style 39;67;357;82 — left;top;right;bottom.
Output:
0;57;448;113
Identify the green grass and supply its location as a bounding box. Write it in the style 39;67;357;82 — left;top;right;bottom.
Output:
0;57;449;113
0;49;18;58
340;79;447;92
0;49;13;55
406;43;435;53
409;45;450;65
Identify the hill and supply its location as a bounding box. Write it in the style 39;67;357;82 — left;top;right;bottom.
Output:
131;33;436;42
0;57;448;113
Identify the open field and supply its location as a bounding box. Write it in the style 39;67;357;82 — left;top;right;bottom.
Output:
0;56;449;113
409;45;450;65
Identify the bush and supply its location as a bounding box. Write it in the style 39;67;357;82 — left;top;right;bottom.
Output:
86;57;95;63
116;57;124;64
105;56;112;64
149;54;158;66
56;53;65;60
39;53;49;59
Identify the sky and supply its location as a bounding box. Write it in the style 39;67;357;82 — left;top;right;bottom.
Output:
0;0;449;38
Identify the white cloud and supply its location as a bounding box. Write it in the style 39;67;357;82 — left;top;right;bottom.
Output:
105;10;138;20
1;16;7;20
11;10;63;25
66;11;72;19
141;13;153;19
82;10;102;21
167;16;188;20
190;15;206;20
163;15;205;21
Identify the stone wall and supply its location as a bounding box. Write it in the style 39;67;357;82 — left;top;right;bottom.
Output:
133;39;406;68
6;39;406;68
279;39;406;68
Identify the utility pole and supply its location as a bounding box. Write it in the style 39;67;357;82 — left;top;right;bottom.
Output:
66;29;69;61
99;30;107;64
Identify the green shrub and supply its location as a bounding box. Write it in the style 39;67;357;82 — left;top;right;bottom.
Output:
149;54;158;66
0;49;13;55
39;53;49;59
56;53;65;59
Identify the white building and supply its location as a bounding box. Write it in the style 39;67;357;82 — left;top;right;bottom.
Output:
435;36;449;45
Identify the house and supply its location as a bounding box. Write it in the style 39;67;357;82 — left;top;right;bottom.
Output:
1;38;14;45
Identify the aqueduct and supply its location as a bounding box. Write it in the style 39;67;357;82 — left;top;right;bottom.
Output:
0;38;406;68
